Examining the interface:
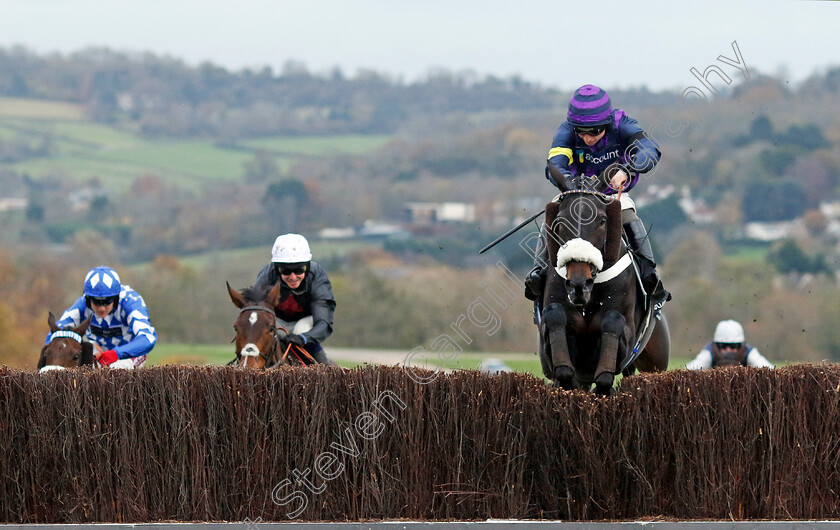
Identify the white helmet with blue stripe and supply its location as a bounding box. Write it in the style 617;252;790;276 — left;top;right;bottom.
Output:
84;266;122;298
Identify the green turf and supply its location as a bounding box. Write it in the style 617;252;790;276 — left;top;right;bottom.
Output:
0;101;394;193
148;343;235;366
723;247;770;264
149;343;694;381
12;156;157;191
51;120;143;149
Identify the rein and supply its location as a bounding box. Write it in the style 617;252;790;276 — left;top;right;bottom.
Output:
276;325;317;366
551;190;626;283
234;306;315;367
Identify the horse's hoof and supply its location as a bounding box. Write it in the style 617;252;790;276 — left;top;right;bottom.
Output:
554;365;574;381
551;378;575;391
593;385;615;397
594;372;614;395
552;366;575;391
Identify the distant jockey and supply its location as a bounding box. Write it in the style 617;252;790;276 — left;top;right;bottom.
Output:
254;233;336;365
48;266;157;368
686;320;773;369
525;84;670;316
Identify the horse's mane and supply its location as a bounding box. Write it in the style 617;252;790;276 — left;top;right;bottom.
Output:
240;284;272;304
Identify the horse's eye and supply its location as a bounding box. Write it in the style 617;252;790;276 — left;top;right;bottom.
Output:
600;216;607;225
269;326;276;333
72;355;79;361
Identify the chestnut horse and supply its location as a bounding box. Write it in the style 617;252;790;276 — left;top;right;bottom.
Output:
38;312;94;372
226;282;320;369
538;185;670;394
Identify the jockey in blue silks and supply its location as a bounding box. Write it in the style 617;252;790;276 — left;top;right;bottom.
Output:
48;266;157;368
524;84;670;315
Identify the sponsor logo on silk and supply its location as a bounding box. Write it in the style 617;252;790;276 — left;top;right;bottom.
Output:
584;149;620;165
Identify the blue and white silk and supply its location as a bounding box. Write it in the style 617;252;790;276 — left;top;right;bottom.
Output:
50;285;157;359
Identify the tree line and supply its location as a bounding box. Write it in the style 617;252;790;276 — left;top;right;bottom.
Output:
0;46;556;137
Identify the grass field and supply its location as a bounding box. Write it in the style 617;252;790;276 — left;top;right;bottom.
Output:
0;98;392;192
721;242;772;264
0;97;85;120
149;342;694;380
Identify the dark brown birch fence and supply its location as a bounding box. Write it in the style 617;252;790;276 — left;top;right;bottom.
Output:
1;363;838;522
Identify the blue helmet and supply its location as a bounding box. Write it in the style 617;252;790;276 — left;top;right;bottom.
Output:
83;266;122;298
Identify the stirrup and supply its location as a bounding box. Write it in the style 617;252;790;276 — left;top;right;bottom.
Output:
650;288;670;319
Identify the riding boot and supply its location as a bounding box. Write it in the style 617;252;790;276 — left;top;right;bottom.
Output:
624;218;671;316
524;227;550;301
305;342;332;365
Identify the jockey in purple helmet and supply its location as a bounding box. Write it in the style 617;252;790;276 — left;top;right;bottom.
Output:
47;266;157;368
524;84;670;315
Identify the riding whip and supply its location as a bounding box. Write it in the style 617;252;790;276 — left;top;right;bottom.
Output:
478;209;544;254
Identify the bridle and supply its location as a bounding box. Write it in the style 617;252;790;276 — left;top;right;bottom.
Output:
40;330;85;373
552;189;633;284
232;305;318;368
552;188;614;209
234;305;279;368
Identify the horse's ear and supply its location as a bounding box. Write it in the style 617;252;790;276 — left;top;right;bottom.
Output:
265;282;283;308
227;281;247;308
80;342;95;366
48;312;59;332
76;314;92;335
544;201;560;237
548;163;574;193
604;198;622;264
543;201;563;268
37;345;47;370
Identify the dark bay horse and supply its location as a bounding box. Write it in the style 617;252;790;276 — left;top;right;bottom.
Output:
226;282;319;369
38;312;94;372
538;182;670;394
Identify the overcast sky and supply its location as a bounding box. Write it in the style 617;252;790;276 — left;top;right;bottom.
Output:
0;0;837;93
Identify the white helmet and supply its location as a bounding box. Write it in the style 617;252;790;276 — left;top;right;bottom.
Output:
713;320;745;343
271;233;312;263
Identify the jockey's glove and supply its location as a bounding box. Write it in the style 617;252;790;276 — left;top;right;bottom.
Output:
96;349;119;366
285;334;307;346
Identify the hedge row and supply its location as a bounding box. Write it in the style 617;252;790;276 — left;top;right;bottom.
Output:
1;363;838;522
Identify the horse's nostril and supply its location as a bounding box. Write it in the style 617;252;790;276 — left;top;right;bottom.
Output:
241;344;260;357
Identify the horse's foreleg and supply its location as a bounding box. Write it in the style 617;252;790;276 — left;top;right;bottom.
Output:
542;303;574;388
595;311;625;394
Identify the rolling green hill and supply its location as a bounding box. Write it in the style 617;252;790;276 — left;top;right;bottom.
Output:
0;97;392;192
